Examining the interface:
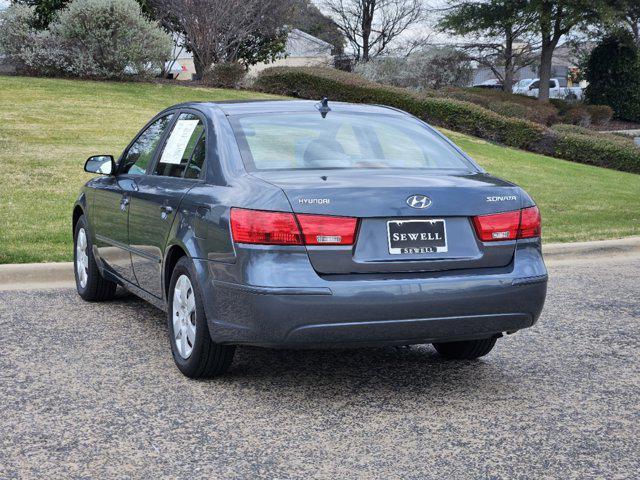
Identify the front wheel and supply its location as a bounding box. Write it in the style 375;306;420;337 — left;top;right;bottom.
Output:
432;337;497;360
167;256;235;378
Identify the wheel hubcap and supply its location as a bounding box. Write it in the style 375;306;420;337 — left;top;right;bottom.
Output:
76;228;89;289
172;275;196;359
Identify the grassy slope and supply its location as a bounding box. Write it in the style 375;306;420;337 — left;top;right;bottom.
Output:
0;76;638;263
0;76;279;263
446;130;640;243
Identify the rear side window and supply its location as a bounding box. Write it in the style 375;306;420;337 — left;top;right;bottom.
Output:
120;114;174;175
230;112;474;171
154;113;205;178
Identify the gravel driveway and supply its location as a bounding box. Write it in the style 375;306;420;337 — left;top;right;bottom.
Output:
1;256;638;479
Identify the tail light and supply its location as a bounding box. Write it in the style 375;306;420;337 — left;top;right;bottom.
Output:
230;208;357;246
472;206;541;242
296;214;357;245
230;208;302;245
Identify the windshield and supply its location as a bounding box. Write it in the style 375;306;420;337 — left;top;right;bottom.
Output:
230;112;476;172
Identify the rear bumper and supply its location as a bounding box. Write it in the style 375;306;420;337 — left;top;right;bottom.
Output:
200;241;547;348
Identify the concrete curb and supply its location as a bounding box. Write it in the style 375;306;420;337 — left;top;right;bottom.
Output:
0;262;75;290
1;236;639;290
543;236;640;260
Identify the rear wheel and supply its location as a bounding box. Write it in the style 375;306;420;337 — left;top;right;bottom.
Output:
432;337;497;360
167;256;235;378
74;215;117;301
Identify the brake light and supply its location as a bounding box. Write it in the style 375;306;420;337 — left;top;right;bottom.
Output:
296;214;358;245
230;208;302;245
230;208;358;246
472;206;541;242
518;206;541;239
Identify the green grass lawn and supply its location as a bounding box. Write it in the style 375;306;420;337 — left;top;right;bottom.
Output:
1;75;639;263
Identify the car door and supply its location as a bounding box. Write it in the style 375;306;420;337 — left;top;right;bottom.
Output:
92;113;175;283
128;111;207;298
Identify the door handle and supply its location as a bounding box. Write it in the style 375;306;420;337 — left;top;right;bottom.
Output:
120;196;130;212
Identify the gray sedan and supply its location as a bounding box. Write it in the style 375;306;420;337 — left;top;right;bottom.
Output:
72;99;547;378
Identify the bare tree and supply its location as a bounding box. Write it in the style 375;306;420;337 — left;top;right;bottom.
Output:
323;0;425;61
150;0;291;79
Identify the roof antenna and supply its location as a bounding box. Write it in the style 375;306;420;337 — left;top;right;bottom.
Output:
316;97;331;118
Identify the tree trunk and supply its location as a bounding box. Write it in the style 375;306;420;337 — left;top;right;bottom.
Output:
537;0;556;102
361;0;374;62
193;55;206;81
503;27;514;94
537;40;555;102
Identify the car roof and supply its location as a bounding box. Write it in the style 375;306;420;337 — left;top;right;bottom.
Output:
167;99;407;117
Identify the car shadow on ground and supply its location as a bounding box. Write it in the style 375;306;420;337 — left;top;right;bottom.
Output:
110;288;511;399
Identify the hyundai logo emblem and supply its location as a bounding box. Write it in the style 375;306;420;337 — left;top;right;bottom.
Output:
406;194;431;209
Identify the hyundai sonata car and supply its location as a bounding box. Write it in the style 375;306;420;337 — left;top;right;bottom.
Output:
73;99;547;378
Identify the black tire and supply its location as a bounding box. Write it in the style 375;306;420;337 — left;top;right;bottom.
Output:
74;215;117;301
432;337;497;360
167;256;235;378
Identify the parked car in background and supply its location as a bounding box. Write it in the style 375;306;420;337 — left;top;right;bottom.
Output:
472;78;503;90
73;100;547;378
513;78;536;95
525;78;583;100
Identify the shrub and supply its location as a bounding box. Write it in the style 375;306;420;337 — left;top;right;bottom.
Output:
552;125;640;173
353;57;409;88
204;62;246;88
255;66;640;174
2;0;172;80
585;32;640;122
561;106;592;127
447;87;559;125
353;47;472;91
549;98;573;115
404;47;473;90
51;0;172;79
0;4;36;69
487;101;529;119
585;104;614;126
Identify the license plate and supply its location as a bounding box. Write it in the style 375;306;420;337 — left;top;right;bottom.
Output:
387;219;447;254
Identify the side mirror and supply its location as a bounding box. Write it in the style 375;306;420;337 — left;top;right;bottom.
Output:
84;155;115;175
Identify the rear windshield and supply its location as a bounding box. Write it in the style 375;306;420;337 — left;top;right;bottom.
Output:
230;112;476;172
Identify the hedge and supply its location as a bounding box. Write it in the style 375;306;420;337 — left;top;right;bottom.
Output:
254;67;640;174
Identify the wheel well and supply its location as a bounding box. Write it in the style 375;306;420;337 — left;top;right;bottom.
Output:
72;206;84;234
164;245;187;298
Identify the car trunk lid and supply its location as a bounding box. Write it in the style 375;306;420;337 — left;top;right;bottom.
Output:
251;169;523;274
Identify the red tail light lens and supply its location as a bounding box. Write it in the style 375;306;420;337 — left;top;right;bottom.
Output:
296;214;358;245
230;208;302;245
518;206;541;239
473;210;521;241
472;206;541;242
230;208;358;246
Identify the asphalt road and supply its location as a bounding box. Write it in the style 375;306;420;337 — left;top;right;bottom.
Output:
1;255;639;479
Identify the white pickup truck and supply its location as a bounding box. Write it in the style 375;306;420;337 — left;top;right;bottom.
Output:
514;78;583;100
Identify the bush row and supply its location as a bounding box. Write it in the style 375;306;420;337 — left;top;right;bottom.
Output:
254;67;640;174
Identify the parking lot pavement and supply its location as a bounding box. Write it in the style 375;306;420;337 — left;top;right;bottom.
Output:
1;256;639;479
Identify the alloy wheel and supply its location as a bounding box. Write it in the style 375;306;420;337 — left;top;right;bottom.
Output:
172;275;197;359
